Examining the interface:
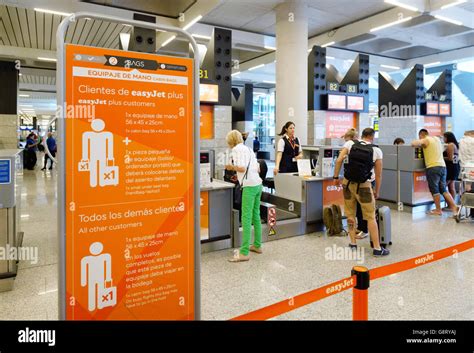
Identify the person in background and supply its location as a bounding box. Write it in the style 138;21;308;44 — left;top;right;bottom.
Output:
333;128;389;257
42;132;57;171
342;128;358;142
443;132;460;202
459;130;474;218
459;130;474;169
393;137;405;145
411;129;458;216
274;121;303;175
225;130;263;262
341;128;368;239
24;132;39;170
241;131;249;145
253;135;260;153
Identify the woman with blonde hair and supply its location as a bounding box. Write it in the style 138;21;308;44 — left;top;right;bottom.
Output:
225;130;263;262
342;128;358;142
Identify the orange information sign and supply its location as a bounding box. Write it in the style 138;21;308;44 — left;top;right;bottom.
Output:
424;116;443;136
65;45;195;320
325;111;356;139
200;105;214;140
322;180;345;212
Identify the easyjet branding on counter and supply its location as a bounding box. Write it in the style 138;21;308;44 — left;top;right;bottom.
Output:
415;175;427;182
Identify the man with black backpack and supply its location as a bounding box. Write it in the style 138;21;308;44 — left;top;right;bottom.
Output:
333;128;390;257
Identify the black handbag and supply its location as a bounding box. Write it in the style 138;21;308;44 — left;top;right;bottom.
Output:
231;156;251;206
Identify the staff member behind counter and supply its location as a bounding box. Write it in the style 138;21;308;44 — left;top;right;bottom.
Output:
274;121;303;175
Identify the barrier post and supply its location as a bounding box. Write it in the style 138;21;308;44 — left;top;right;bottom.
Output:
352;266;370;320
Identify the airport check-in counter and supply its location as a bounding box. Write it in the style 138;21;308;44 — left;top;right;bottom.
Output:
271;145;344;229
379;145;432;208
274;173;327;223
199;150;235;253
0;150;23;292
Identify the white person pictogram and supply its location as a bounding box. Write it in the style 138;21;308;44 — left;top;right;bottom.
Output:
79;119;118;187
80;242;113;312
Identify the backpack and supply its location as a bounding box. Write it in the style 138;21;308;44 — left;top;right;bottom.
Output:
323;204;346;236
344;141;376;183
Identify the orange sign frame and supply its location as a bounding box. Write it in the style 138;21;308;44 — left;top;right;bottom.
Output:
64;44;195;320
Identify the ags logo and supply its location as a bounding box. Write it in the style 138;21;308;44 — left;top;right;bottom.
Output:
125;59;145;68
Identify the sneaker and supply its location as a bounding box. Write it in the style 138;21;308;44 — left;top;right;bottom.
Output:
373;248;390;257
355;230;368;239
249;245;262;254
228;253;250;262
41;167;46;170
348;243;357;250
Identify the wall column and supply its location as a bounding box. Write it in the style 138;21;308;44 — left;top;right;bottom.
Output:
275;0;308;145
0;61;18;150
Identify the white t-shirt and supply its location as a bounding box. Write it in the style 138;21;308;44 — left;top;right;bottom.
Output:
231;143;262;187
343;139;383;182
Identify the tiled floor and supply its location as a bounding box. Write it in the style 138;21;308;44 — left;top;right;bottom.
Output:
0;166;472;321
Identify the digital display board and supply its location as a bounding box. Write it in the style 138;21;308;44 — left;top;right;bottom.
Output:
200;83;219;103
327;94;346;110
426;102;438;115
439;103;450;116
347;96;364;111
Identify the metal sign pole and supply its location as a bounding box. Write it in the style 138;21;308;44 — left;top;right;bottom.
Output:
56;12;201;320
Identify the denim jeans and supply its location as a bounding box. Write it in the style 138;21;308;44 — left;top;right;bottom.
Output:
426;166;447;196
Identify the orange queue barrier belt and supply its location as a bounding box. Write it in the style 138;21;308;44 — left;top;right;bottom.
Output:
231;275;356;321
231;239;474;321
370;239;474;280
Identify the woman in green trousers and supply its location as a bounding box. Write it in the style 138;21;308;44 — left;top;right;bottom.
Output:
225;130;263;262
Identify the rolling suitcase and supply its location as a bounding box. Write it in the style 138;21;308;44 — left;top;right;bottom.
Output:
370;206;392;247
376;206;392;247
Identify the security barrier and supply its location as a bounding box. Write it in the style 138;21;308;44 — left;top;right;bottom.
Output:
231;239;474;321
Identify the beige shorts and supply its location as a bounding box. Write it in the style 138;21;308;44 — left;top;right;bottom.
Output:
342;178;376;221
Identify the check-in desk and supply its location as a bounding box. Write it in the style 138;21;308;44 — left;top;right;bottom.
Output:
0;150;23;292
200;179;235;253
379;145;433;211
301;145;343;178
233;145;345;248
274;173;344;224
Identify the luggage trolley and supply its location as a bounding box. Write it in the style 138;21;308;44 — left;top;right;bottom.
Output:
455;162;474;223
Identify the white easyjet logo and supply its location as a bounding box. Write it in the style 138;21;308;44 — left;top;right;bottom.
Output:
325;278;354;294
415;253;434;265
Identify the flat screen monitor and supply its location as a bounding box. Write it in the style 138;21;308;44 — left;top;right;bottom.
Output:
347;96;364;111
426;102;438;115
327;94;346;110
200;84;219;103
439;103;450;116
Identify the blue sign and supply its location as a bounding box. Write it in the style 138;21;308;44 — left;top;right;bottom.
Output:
0;159;11;184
